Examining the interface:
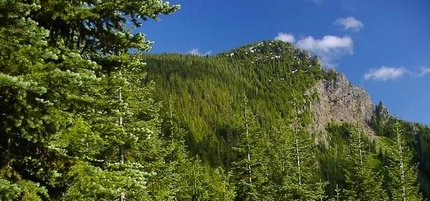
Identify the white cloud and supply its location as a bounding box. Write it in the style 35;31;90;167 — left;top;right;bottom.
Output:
419;67;430;77
335;17;364;32
296;35;353;53
187;48;211;56
275;32;295;43
274;33;353;68
296;35;353;68
364;66;407;81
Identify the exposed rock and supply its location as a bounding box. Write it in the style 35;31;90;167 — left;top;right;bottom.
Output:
309;72;375;141
374;101;389;121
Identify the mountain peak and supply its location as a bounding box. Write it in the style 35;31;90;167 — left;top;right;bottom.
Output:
223;40;294;56
221;40;321;67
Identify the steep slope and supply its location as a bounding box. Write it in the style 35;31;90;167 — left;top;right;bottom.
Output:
310;71;375;139
143;40;430;198
145;40;376;151
144;40;324;166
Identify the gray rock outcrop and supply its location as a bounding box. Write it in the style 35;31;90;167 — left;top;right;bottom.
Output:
309;72;375;139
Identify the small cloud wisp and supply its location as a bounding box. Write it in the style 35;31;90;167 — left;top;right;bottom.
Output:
364;66;407;81
187;48;211;56
296;35;353;68
275;32;296;43
335;17;364;32
419;67;430;77
274;33;353;68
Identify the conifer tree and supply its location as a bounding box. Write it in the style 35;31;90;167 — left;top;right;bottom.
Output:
387;121;421;201
283;120;326;200
0;0;179;199
232;96;267;200
181;158;235;201
153;97;194;200
281;101;326;201
0;1;100;199
269;118;295;200
343;125;387;201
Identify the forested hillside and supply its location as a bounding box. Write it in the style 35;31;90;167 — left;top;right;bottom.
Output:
1;0;430;200
144;41;323;167
143;41;430;200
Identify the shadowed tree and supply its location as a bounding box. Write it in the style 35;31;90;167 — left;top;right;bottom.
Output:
0;0;179;200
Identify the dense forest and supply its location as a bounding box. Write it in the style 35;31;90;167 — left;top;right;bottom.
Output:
143;42;430;200
1;0;430;200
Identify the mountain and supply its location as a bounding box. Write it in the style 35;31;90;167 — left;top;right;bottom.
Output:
144;40;323;165
143;40;430;199
310;71;375;143
2;0;427;198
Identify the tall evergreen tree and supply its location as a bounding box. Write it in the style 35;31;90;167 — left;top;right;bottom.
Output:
0;0;179;199
342;125;387;201
387;121;421;201
268;118;296;200
282;119;326;201
232;97;267;201
0;1;100;199
180;158;235;201
280;100;326;201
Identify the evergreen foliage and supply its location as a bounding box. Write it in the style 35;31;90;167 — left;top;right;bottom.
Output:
141;40;428;200
0;0;185;200
231;97;267;201
385;122;422;200
143;41;323;167
1;1;429;199
341;125;387;201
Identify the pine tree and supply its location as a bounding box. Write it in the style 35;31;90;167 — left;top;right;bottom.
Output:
268;118;295;200
282;119;326;201
387;121;421;201
280;100;326;201
0;0;179;199
232;96;267;200
181;158;235;201
0;1;100;199
342;125;387;201
57;0;179;198
152;97;194;200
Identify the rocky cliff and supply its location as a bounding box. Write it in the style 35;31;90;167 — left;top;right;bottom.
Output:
309;71;375;138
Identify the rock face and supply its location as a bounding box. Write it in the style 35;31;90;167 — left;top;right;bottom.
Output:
309;72;375;137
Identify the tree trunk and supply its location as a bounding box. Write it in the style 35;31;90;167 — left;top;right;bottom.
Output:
293;117;302;201
295;132;302;186
245;106;252;185
118;72;125;201
397;127;406;201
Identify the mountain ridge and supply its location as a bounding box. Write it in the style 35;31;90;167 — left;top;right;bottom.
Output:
222;40;376;135
144;40;392;142
143;40;430;198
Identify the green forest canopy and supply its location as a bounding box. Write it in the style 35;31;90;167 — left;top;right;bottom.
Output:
1;0;430;200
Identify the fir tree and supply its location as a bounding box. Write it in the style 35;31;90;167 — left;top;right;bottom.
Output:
167;155;234;201
387;121;421;201
0;1;100;199
281;101;326;201
232;96;267;200
342;125;387;201
0;0;179;199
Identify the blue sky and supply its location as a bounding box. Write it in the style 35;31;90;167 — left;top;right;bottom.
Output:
142;0;430;125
